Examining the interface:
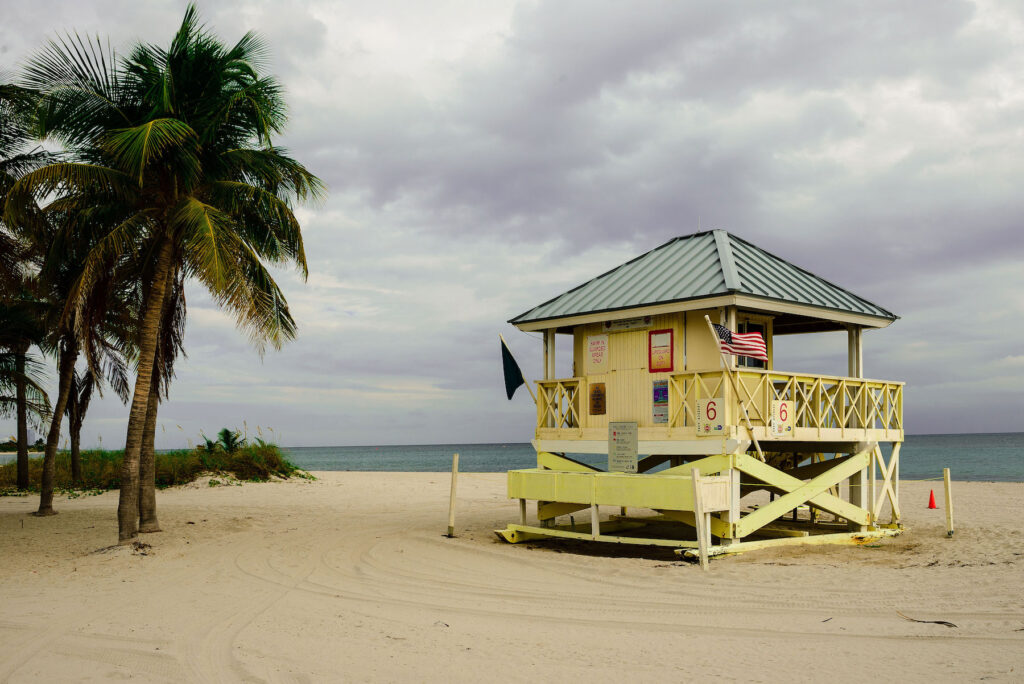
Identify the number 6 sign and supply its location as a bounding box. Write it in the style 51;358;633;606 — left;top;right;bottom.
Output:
696;397;725;435
771;400;794;436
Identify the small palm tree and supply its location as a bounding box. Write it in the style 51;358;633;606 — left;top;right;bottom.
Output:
199;432;220;453
217;428;243;453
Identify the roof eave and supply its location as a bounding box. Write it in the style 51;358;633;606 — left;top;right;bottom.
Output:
510;290;897;332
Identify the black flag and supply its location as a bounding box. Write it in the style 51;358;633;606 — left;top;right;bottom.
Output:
500;336;526;400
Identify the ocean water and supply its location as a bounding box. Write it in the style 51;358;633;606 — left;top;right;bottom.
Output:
284;432;1024;482
4;433;1018;481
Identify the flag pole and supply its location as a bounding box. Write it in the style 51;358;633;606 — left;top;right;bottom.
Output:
499;334;537;403
703;315;766;463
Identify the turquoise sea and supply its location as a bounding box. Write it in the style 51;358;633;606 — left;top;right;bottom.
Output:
284;432;1023;482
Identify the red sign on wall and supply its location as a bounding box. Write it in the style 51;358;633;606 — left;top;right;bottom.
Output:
648;329;674;373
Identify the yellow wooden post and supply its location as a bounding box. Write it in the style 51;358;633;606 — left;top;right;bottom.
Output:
943;467;954;537
869;448;877;526
446;453;459;538
691;467;709;571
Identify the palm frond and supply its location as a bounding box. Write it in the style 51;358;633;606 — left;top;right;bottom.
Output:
6;163;134;223
174;197;238;290
221;148;325;204
104;118;199;184
209;180;307;275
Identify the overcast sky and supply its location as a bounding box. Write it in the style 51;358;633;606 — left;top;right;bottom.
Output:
2;0;1023;447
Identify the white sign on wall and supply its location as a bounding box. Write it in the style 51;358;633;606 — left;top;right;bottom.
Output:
608;422;638;473
603;316;652;332
586;334;609;374
771;400;794;436
696;397;725;436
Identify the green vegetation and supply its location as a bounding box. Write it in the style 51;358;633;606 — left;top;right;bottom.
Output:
0;442;309;494
0;437;43;452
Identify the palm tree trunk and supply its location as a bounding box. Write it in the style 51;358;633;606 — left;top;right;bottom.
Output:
35;342;76;516
137;377;161;532
15;346;29;491
70;415;82;485
117;239;174;543
138;264;175;533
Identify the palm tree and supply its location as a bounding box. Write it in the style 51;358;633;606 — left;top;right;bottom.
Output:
0;347;50;467
29;262;92;515
1;78;53;489
0;292;51;490
63;369;94;484
64;340;131;485
8;6;323;540
138;268;185;532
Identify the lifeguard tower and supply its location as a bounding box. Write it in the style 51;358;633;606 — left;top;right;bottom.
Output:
496;230;904;558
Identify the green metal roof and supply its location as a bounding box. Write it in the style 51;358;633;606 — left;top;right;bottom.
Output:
510;230;897;326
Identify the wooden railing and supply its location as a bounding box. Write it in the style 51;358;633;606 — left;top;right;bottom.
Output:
533;370;903;440
537;378;582;430
668;368;903;435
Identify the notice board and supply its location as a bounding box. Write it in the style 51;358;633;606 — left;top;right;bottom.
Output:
608;422;638;473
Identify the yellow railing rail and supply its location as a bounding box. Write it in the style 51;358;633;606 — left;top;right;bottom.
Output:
536;378;582;429
668;368;903;433
534;370;903;436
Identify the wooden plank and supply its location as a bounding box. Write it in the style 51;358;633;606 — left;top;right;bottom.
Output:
537;501;589;521
446;453;459;538
869;447;877;525
532;437;750;455
655;453;732;477
700;475;731;512
656;509;732;539
735;450;871;538
944;467;954;537
692;467;709;570
890;442;902;522
675;528;900;558
735;453;871;528
537;451;601;472
495;523;699;548
508;469;698;511
849;465;867;532
637;454;671;473
746;525;809;538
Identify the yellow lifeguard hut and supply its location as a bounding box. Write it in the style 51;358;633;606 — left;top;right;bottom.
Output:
497;230;904;558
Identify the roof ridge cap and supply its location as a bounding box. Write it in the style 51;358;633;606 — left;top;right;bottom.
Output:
713;229;741;290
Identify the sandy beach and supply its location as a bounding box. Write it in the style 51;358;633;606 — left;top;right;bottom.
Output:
0;473;1021;682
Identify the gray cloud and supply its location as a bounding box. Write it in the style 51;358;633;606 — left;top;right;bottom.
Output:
2;0;1022;446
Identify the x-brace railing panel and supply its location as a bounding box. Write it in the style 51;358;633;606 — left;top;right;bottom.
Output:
871;443;901;522
662;370;903;436
734;451;872;537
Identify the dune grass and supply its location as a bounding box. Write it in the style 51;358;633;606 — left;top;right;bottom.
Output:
0;443;309;494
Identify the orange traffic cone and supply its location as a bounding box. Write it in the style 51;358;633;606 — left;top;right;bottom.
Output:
928;490;937;509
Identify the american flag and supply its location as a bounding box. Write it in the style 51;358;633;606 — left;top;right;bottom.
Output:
712;324;768;361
